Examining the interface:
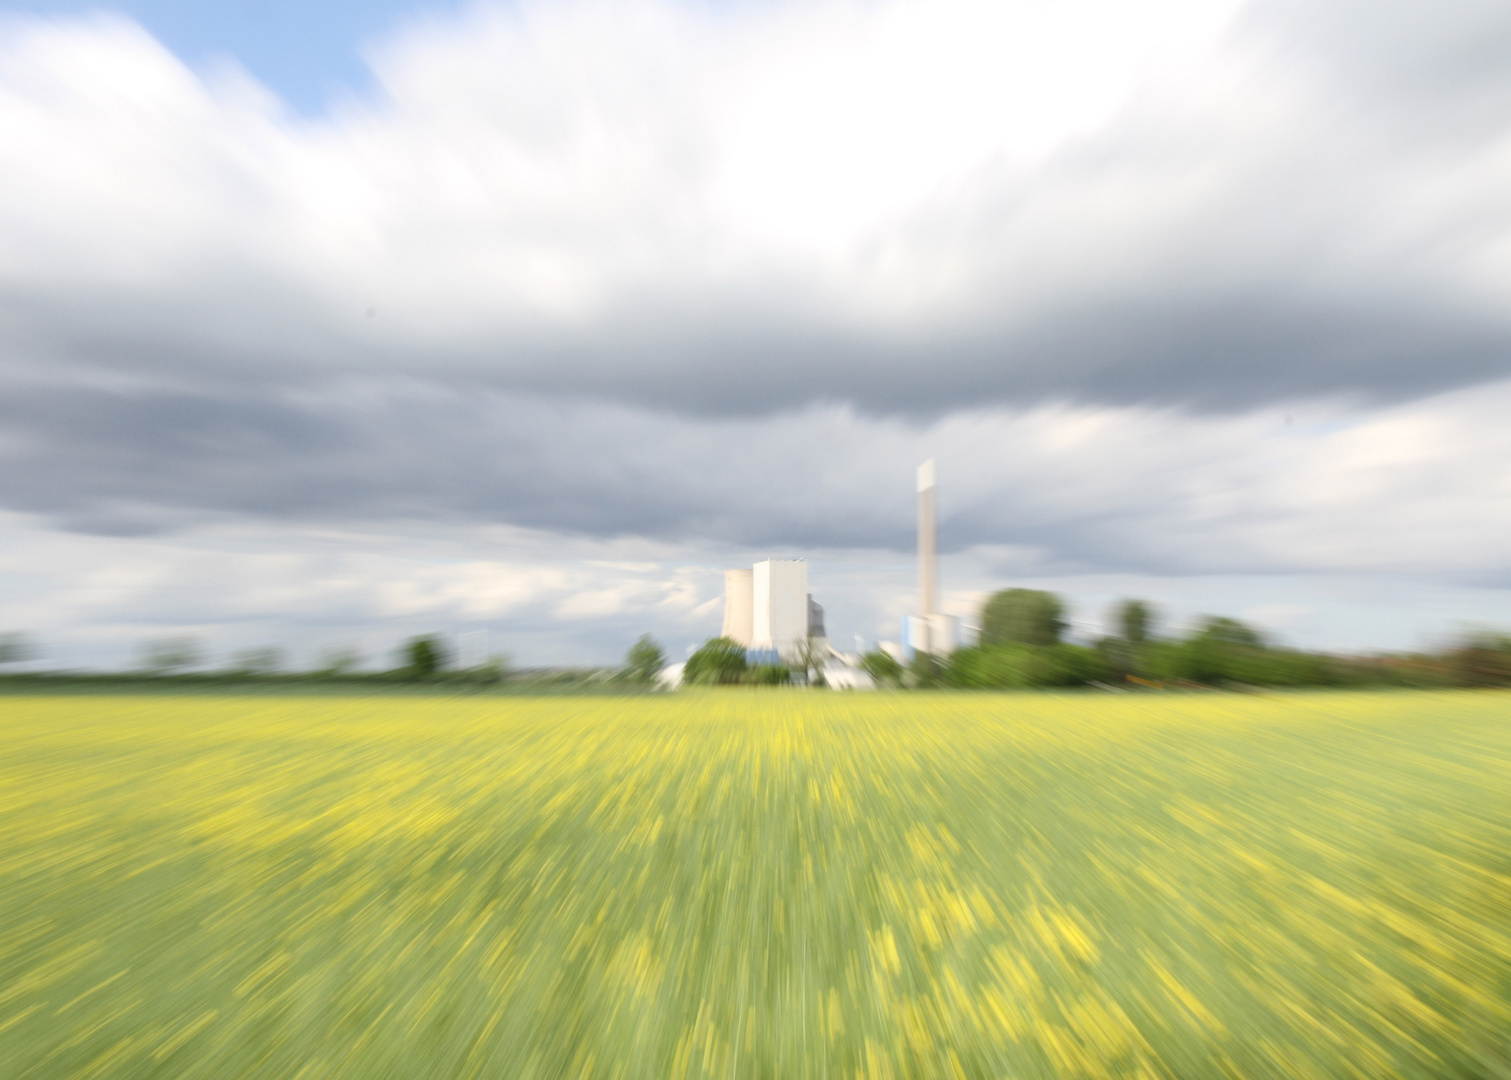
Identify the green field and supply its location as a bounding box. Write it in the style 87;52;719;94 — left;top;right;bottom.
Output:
2;692;1509;1079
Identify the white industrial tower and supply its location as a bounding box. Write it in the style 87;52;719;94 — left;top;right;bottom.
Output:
918;459;936;653
906;459;957;656
754;560;808;659
721;559;811;662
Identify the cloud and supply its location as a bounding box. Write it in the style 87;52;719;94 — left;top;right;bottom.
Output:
6;369;1511;587
7;504;1511;669
1261;0;1511;115
0;511;740;666
4;0;1511;661
2;0;1510;418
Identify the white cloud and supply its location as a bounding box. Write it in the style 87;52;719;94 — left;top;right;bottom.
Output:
0;512;740;667
2;0;1509;404
3;0;1511;660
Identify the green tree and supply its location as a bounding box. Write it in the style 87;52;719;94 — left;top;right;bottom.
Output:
1147;616;1268;685
399;634;450;679
979;589;1066;647
746;663;791;685
1100;599;1157;678
1196;616;1263;647
623;634;668;685
859;649;904;687
1115;599;1155;645
906;650;946;688
683;637;748;685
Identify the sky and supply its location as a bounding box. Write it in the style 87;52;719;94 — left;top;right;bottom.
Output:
2;0;1511;670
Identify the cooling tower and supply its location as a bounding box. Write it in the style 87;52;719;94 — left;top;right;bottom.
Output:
722;569;754;646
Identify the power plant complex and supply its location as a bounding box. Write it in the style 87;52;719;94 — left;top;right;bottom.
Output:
720;560;824;664
718;460;956;669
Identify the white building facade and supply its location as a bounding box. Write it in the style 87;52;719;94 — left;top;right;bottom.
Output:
719;559;814;664
752;559;808;662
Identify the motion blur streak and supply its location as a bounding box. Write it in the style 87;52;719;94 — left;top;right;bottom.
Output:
2;692;1508;1077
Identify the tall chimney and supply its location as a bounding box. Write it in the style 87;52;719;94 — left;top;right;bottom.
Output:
917;459;936;654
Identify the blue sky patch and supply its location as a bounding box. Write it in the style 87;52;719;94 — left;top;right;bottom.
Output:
3;0;464;111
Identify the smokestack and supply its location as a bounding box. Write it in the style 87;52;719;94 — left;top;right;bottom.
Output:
918;459;936;654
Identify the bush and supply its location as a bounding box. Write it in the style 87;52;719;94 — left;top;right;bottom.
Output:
684;637;749;686
1448;634;1511;687
945;644;1110;688
1143;624;1337;688
859;650;904;687
907;652;946;688
746;664;791;685
622;634;667;685
399;635;450;679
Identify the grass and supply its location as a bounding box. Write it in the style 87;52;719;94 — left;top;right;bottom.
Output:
1;691;1508;1079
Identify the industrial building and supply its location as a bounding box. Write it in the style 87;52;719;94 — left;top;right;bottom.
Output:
721;559;824;664
714;460;956;679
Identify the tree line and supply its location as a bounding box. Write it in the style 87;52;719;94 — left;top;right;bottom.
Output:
882;589;1511;690
7;602;1510;692
0;633;612;691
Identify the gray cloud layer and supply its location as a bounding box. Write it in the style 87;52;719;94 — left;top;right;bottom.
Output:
2;0;1511;613
3;0;1511;415
7;373;1511;591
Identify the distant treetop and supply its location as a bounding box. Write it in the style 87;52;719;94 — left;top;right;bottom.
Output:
683;637;749;686
980;589;1066;647
1115;599;1155;645
623;634;667;685
399;634;450;678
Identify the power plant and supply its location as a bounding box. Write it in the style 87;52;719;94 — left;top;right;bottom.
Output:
717;460;956;674
720;559;823;664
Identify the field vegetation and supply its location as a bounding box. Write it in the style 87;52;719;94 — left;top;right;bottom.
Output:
2;691;1509;1078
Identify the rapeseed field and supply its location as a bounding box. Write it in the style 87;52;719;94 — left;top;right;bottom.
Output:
1;691;1508;1079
